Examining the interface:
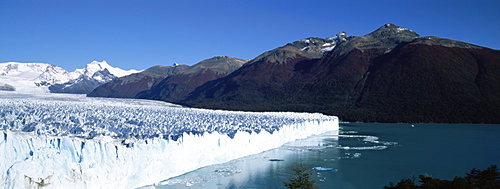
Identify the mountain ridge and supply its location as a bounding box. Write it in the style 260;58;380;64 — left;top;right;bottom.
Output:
177;24;500;123
87;64;190;98
89;56;247;101
0;61;139;94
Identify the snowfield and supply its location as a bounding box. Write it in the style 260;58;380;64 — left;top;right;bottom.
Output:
0;61;139;94
0;92;338;188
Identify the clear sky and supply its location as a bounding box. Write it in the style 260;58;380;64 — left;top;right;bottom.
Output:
1;0;499;71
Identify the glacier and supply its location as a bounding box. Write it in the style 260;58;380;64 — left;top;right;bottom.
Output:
0;92;338;188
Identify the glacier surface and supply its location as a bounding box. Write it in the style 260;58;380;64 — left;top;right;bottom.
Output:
0;92;338;188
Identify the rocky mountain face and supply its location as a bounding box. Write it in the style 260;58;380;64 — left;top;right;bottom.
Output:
179;24;500;123
89;56;247;101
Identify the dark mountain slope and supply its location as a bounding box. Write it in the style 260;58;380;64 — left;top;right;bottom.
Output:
181;24;500;123
182;48;378;115
181;31;351;107
355;43;500;123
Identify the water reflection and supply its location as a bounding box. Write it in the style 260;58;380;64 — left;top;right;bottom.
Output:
146;131;356;188
141;123;500;189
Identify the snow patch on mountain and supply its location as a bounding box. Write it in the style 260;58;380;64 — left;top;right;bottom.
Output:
322;31;349;52
295;31;350;53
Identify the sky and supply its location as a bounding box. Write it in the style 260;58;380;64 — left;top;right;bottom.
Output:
1;0;499;71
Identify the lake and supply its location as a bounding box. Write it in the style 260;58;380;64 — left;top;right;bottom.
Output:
146;123;500;189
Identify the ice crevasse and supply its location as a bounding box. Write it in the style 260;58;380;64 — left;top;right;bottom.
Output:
0;94;339;188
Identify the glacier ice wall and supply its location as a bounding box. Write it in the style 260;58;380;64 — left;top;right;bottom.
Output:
0;93;338;188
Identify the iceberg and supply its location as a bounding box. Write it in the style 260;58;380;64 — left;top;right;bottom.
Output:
0;93;338;188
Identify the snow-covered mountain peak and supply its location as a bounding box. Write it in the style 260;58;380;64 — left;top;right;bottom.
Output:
332;31;348;42
72;60;139;81
90;60;109;66
0;62;71;82
290;31;352;54
250;31;353;65
0;61;142;94
49;61;142;93
300;31;350;53
0;62;51;77
367;23;420;39
86;60;111;72
34;64;72;86
0;62;73;93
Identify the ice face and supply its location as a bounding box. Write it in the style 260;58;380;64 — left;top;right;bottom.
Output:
0;93;338;188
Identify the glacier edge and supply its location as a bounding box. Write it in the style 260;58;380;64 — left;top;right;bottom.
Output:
1;118;338;188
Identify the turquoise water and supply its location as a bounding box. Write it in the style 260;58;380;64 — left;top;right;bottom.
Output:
148;123;500;189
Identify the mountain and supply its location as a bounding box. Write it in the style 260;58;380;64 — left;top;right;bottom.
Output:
0;83;15;91
0;62;73;93
179;24;500;123
89;56;247;101
71;60;138;79
246;31;350;65
0;61;139;94
49;68;117;94
5;24;499;123
49;61;139;94
136;56;246;102
87;64;190;98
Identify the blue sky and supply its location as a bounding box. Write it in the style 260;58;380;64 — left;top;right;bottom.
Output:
1;0;499;71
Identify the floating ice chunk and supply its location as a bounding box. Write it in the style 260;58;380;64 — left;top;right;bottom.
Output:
340;131;358;134
313;167;337;171
339;146;387;150
353;152;361;158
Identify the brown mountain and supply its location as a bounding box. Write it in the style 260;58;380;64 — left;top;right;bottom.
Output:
88;64;190;98
89;56;246;100
180;24;500;123
135;56;247;102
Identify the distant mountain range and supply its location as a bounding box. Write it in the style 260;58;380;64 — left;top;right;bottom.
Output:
3;24;499;123
88;56;247;101
0;61;138;94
